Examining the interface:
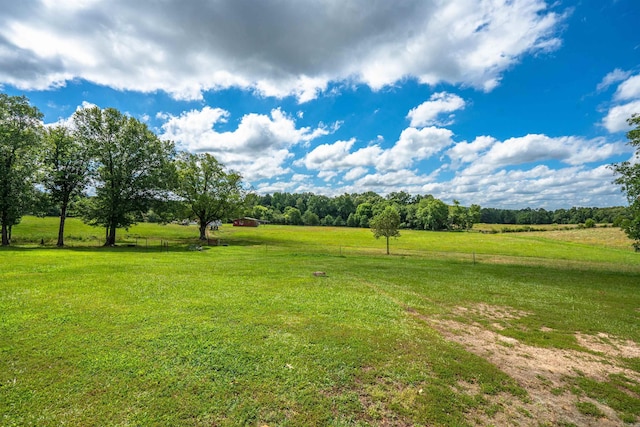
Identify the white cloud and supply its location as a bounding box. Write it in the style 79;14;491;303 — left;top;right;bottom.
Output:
614;74;640;101
318;170;338;181
602;100;640;133
292;173;311;182
298;139;383;171
0;0;566;101
377;127;455;171
297;139;356;169
421;164;624;208
355;170;432;189
447;135;497;167
597;68;631;92
407;92;466;127
299;126;455;175
450;133;628;175
601;74;640;133
255;180;298;194
344;166;368;181
160;106;328;181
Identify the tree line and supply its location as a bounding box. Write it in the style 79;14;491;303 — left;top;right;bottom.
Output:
243;191;627;229
245;191;482;230
0;94;244;246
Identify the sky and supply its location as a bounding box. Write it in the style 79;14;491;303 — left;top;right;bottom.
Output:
1;0;639;209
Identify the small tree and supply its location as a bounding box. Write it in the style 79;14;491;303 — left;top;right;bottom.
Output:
611;114;640;250
175;152;245;240
370;206;401;255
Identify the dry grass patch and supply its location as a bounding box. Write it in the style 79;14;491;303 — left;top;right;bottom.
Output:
412;303;640;426
528;227;634;251
576;332;640;360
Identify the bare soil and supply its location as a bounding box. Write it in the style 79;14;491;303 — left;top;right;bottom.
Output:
412;303;640;426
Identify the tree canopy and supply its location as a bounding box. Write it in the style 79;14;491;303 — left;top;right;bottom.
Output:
73;106;176;246
42;125;90;246
175;152;245;240
0;94;43;246
611;114;640;250
370;205;401;255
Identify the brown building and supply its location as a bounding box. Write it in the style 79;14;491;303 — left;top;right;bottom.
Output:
232;217;260;227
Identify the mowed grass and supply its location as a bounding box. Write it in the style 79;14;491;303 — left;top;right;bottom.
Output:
1;217;639;425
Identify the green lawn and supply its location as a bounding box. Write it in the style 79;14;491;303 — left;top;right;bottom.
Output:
1;218;639;425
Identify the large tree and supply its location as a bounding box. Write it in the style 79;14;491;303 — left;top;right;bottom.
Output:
370;205;401;255
175;152;244;240
0;94;43;246
42;125;90;246
611;114;640;250
73;106;175;246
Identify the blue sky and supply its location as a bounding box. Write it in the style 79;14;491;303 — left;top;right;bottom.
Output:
1;0;639;209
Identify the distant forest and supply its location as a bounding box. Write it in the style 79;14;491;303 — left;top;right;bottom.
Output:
242;191;628;231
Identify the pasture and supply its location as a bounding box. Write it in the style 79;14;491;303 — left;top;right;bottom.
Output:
1;217;639;426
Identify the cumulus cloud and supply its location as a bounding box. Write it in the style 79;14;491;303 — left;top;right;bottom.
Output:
603;100;640;133
344;166;368;181
378;127;455;170
447;135;497;167
299;126;455;177
448;133;629;175
601;74;640;133
420;164;624;208
160;106;329;180
614;74;640;101
0;0;565;101
354;170;434;189
407;92;466;127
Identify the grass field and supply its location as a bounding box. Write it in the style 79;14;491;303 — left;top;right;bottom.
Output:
1;217;639;426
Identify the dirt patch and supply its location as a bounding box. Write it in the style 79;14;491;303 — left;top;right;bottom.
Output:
410;304;640;426
453;303;531;321
576;332;640;359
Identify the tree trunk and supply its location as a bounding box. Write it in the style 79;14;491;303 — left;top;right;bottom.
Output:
1;223;8;246
105;224;117;246
386;236;390;255
199;222;207;240
57;204;67;247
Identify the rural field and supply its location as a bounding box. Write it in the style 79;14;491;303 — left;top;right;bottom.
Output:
1;217;639;426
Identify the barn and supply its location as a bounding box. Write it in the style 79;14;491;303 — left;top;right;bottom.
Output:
232;217;260;227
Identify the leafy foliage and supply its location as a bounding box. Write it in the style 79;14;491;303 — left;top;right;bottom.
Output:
175;152;245;240
611;114;640;250
417;196;449;230
0;94;43;245
42;125;91;246
73;106;176;245
370;205;401;254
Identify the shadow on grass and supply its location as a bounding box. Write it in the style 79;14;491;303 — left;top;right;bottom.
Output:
0;241;241;253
